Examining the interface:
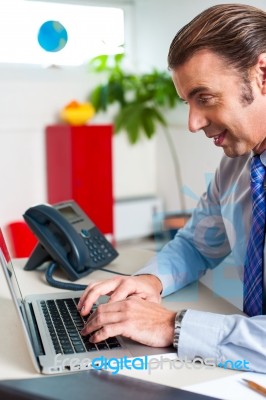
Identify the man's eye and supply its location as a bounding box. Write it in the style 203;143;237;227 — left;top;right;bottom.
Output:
198;96;213;104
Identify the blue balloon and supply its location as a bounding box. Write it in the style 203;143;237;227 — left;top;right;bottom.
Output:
38;21;68;52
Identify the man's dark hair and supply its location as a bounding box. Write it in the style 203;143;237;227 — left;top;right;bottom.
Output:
168;3;266;75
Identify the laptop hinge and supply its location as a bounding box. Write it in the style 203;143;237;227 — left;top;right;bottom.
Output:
22;301;45;358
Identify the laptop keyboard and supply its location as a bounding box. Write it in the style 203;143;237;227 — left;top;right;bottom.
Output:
40;298;121;355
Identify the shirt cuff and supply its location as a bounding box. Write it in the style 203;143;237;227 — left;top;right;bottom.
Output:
177;309;225;361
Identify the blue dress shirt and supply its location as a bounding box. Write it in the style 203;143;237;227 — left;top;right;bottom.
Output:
136;152;266;373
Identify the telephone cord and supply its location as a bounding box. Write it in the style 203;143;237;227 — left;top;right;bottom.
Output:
45;262;131;291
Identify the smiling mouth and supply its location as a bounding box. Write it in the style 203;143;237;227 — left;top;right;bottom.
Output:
212;130;227;146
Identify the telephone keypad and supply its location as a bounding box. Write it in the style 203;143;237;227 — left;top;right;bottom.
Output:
82;227;118;268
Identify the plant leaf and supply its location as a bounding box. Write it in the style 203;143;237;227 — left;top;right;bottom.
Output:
114;104;143;144
114;53;124;67
88;54;109;72
151;107;167;126
87;52;182;144
141;107;156;138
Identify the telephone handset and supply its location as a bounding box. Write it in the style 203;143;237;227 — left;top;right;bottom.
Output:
23;201;119;290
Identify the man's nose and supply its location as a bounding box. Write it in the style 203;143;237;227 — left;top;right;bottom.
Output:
188;107;209;133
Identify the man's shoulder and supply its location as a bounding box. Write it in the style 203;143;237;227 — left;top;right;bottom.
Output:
215;153;251;191
219;153;252;172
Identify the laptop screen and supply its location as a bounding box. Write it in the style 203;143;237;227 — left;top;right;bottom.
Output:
0;228;40;370
0;229;24;304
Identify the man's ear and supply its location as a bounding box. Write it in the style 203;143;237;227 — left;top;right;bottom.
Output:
255;53;266;94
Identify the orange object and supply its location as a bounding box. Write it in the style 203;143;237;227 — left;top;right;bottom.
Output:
5;221;38;258
60;100;95;126
164;214;191;229
65;100;80;109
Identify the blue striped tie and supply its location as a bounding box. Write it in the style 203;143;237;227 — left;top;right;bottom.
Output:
243;155;266;316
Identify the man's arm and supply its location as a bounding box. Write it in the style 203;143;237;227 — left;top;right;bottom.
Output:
178;310;266;373
135;164;232;297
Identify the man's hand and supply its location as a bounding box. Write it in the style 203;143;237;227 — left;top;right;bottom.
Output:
77;274;163;315
80;297;176;348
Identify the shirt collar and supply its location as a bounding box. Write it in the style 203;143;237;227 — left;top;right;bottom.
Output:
260;150;266;167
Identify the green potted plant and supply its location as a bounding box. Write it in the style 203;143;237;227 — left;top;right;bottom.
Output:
87;53;190;235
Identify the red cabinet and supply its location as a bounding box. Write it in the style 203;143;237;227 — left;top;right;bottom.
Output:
46;125;114;236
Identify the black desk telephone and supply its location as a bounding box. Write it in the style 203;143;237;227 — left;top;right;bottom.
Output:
23;201;119;290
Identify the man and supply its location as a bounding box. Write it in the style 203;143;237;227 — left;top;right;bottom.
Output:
78;4;266;372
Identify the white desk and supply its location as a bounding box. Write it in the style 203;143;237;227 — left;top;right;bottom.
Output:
0;248;242;390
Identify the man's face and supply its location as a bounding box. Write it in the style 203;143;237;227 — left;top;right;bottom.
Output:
172;50;266;157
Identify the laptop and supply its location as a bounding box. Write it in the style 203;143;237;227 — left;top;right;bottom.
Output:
0;229;176;374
